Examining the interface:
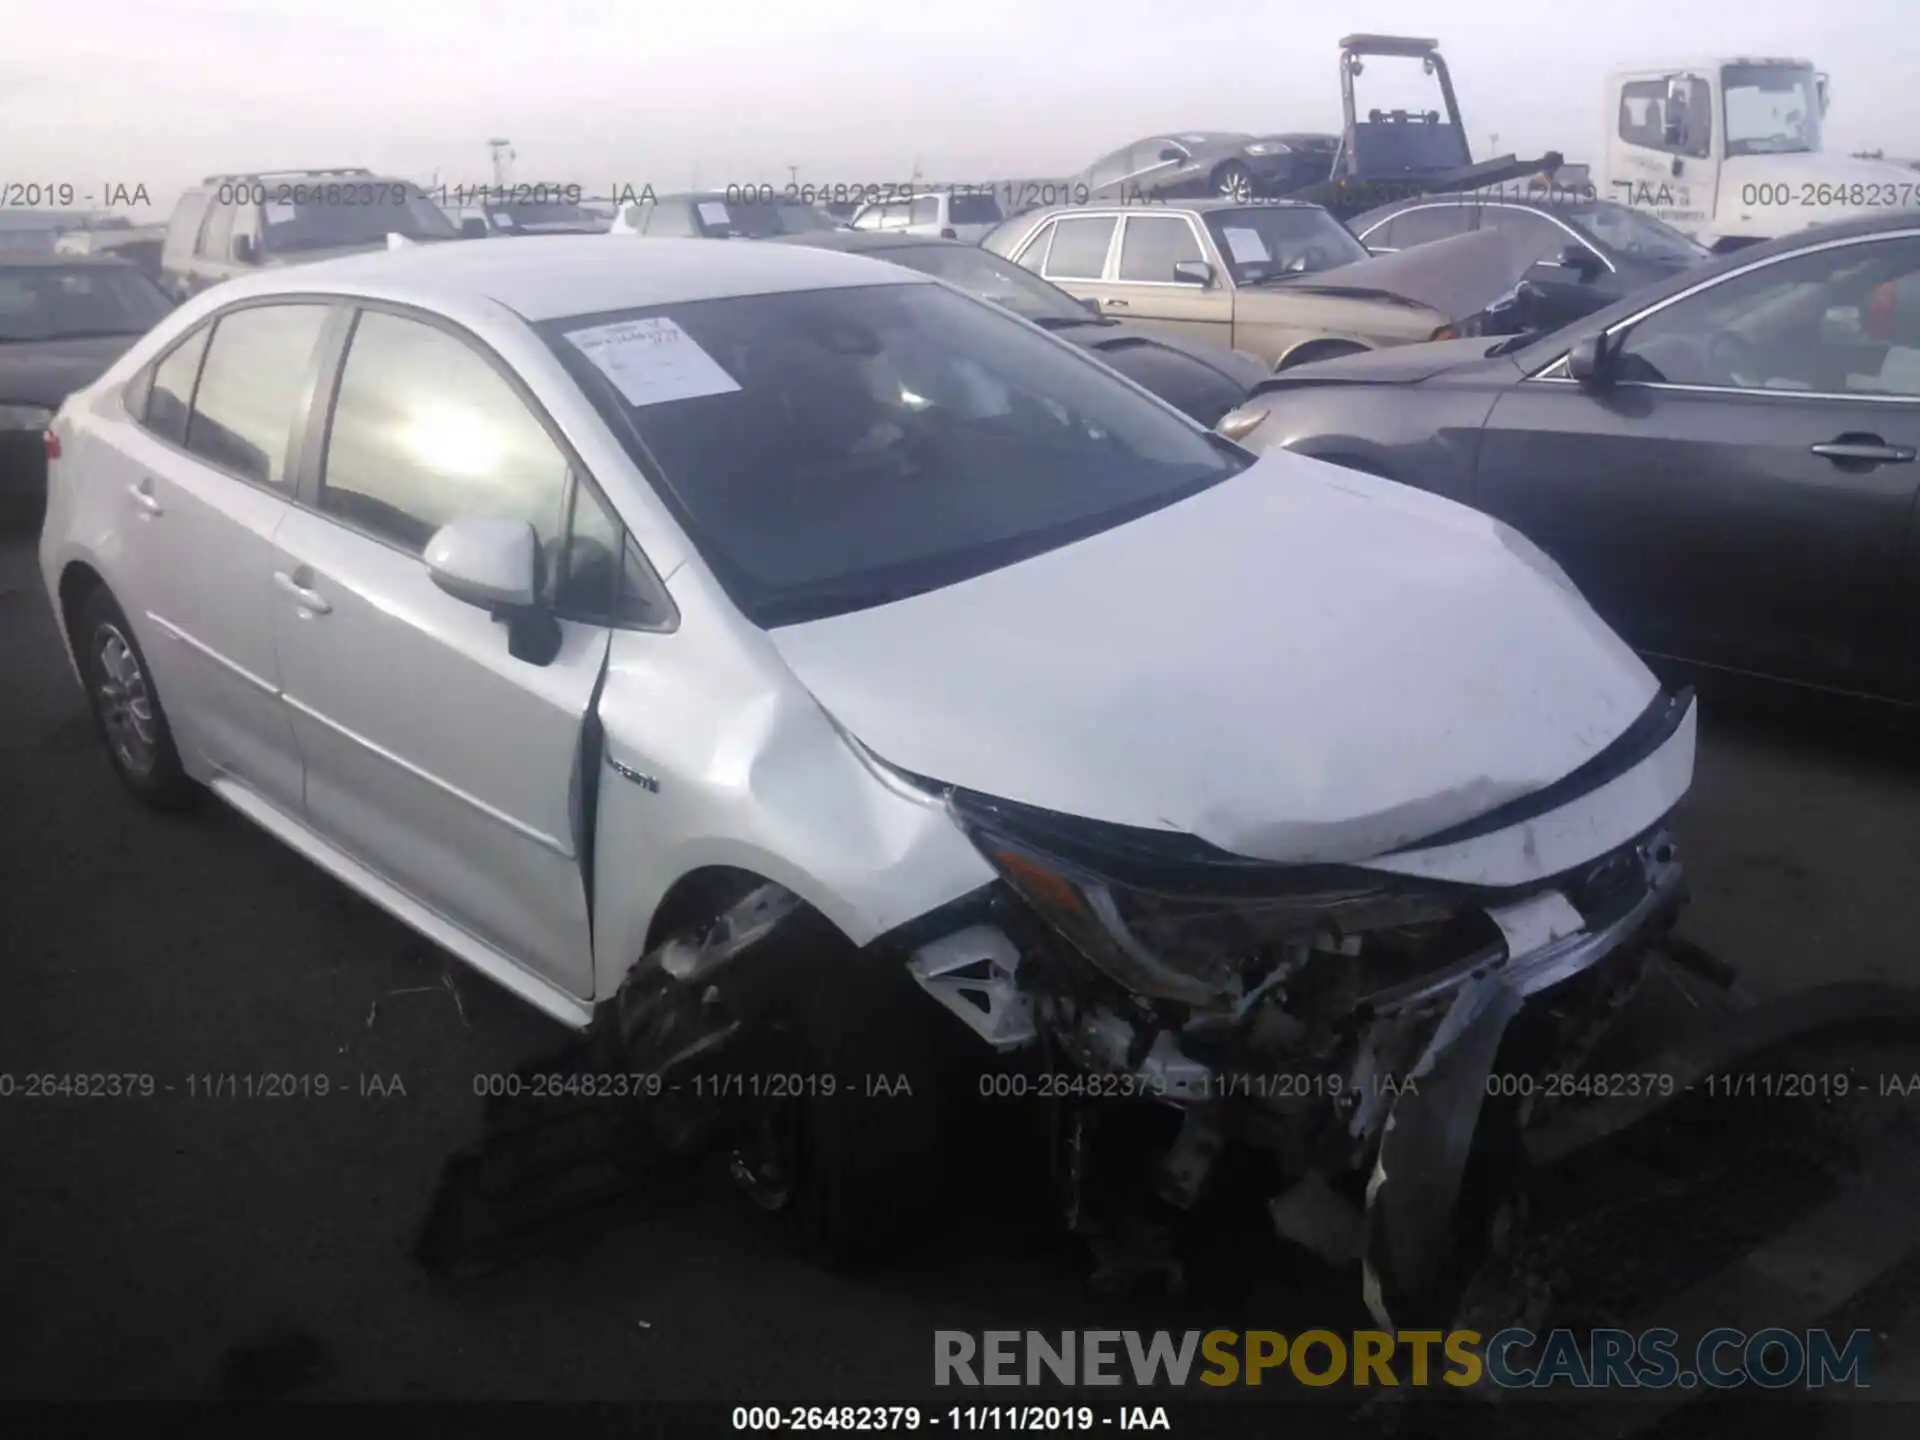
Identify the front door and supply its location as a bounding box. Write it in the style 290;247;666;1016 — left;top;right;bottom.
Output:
269;306;610;999
1476;231;1920;698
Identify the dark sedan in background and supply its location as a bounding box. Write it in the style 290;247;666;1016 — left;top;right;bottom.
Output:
1222;213;1920;703
2;252;174;523
1347;193;1711;335
1072;132;1340;204
777;229;1269;424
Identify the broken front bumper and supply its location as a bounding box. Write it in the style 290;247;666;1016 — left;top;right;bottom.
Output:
904;822;1686;1322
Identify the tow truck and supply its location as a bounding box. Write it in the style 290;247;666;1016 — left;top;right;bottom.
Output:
1292;35;1567;221
1603;58;1920;249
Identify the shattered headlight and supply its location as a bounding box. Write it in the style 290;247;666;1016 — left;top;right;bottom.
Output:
970;831;1409;1010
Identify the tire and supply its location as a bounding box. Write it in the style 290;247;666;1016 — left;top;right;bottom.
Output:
730;920;954;1268
1212;162;1254;203
72;586;199;811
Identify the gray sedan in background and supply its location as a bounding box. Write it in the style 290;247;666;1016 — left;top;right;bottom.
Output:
1221;213;1920;703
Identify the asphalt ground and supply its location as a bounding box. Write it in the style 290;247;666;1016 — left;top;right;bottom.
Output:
4;525;1920;1433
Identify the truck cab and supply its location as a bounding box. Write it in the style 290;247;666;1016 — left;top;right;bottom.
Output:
1604;58;1920;249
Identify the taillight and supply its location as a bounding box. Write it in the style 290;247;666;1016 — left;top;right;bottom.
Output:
43;429;61;461
1867;281;1897;339
1430;324;1459;341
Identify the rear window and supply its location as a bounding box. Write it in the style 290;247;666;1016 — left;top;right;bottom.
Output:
539;282;1240;626
950;194;1005;226
0;263;173;342
260;183;458;254
696;202;835;238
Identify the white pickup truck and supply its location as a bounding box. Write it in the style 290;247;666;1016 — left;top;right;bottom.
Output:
1602;57;1920;250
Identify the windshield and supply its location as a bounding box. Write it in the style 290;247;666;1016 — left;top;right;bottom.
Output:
491;201;603;230
700;201;835;238
1723;63;1823;157
1201;206;1368;285
875;244;1088;323
1564;202;1708;263
540;282;1241;626
262;185;458;253
0;264;173;341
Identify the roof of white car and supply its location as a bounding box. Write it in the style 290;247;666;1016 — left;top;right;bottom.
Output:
265;235;926;320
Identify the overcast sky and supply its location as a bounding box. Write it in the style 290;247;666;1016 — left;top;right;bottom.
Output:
5;0;1915;214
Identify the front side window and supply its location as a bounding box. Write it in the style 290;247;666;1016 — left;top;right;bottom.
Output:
540;282;1244;626
185;304;330;486
1614;237;1920;395
142;325;212;446
1479;208;1571;267
909;197;940;227
1117;216;1206;283
1201;206;1369;284
1042;216;1117;280
950;193;1005;227
850;205;885;231
1384;206;1474;249
1618;81;1670;148
0;263;173;342
319;310;569;554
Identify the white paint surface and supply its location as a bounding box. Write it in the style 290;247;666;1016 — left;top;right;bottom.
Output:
770;452;1667;867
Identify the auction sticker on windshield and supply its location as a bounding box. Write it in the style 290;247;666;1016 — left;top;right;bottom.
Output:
264;201;296;225
1221;226;1269;263
566;316;743;407
697;201;730;227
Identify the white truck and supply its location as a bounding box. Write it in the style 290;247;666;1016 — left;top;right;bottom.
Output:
1603;57;1920;250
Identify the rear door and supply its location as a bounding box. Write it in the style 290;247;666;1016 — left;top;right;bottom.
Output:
267;304;612;1000
1476;231;1920;698
1101;212;1233;345
105;302;330;813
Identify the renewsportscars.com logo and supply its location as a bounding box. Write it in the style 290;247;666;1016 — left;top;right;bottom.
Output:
933;1328;1874;1390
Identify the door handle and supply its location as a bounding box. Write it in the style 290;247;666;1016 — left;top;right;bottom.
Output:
1104;297;1130;308
127;479;163;516
273;569;332;615
1810;439;1917;465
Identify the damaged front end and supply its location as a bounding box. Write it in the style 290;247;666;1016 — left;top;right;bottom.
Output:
901;717;1693;1327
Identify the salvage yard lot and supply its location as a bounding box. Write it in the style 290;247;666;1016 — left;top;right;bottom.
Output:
2;526;1919;1419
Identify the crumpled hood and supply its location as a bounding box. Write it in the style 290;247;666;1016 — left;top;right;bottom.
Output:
768;451;1660;864
1253;334;1505;388
1274;228;1539;322
0;335;138;408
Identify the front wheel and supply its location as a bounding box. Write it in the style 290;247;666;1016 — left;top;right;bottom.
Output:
74;587;198;811
731;935;956;1268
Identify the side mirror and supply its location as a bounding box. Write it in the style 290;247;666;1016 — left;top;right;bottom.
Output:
232;234;257;264
939;227;958;240
1172;259;1214;287
1566;333;1613;387
1081;296;1103;316
1560;243;1603;277
1159;147;1185;162
425;517;562;664
1816;73;1830;117
460;216;490;239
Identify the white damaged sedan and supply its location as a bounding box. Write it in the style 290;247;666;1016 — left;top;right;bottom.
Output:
38;236;1695;1322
